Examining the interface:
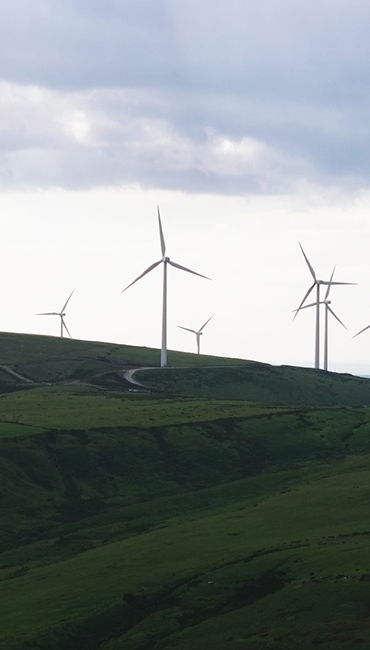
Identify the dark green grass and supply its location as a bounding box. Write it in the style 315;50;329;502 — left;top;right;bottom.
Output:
2;399;370;551
3;456;370;649
1;401;370;648
137;364;370;405
2;332;370;410
2;332;370;648
0;422;46;436
0;332;248;385
0;384;284;434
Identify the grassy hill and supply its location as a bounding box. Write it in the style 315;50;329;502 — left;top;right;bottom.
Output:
0;332;247;387
136;364;370;405
1;330;370;405
1;333;370;648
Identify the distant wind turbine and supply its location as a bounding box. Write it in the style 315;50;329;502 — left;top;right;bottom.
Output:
36;289;75;338
122;207;210;367
294;243;354;369
293;268;347;371
178;315;214;355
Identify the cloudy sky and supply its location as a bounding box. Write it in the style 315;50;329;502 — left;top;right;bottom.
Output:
2;0;370;373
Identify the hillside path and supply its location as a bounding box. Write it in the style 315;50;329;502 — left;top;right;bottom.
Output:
123;367;155;387
0;365;34;383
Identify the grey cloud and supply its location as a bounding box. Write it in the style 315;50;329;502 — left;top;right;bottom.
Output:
1;1;370;191
2;0;370;100
0;84;315;193
0;0;176;90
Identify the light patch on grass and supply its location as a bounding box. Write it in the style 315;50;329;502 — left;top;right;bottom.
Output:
0;385;285;434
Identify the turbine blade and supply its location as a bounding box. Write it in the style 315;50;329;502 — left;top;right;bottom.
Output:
292;301;322;313
157;206;166;257
327;305;347;329
177;326;197;334
36;312;59;316
62;317;72;338
293;283;315;320
324;266;336;300
61;289;75;313
299;242;316;281
321;281;356;286
353;324;370;338
121;260;162;292
168;260;211;280
198;314;214;333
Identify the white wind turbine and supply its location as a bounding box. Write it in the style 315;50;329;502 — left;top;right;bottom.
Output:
36;289;75;338
178;315;214;355
294;243;354;369
122;207;210;367
293;268;347;371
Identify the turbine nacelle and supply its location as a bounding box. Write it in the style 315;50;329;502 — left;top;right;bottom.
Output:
36;289;75;338
177;314;214;354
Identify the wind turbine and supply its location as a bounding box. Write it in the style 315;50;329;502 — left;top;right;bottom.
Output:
36;289;75;338
294;243;354;369
293;268;347;371
178;315;214;355
122;207;210;367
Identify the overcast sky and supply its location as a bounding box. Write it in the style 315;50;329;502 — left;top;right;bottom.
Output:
1;0;370;373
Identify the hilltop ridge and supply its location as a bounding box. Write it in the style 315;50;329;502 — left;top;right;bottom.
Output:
1;331;370;406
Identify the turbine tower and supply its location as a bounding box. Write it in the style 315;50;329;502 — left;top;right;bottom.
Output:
293;268;347;371
323;271;347;371
36;289;75;338
294;243;353;369
122;207;210;367
178;315;214;355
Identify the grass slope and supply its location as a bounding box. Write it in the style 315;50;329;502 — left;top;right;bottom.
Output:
0;332;247;387
1;332;370;648
2;331;370;407
137;364;370;405
2;456;370;649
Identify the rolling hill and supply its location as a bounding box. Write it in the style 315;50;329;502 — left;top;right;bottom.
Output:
1;332;370;648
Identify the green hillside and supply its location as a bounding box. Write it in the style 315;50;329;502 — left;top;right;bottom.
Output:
136;364;370;405
1;332;370;648
0;332;246;387
1;330;370;406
